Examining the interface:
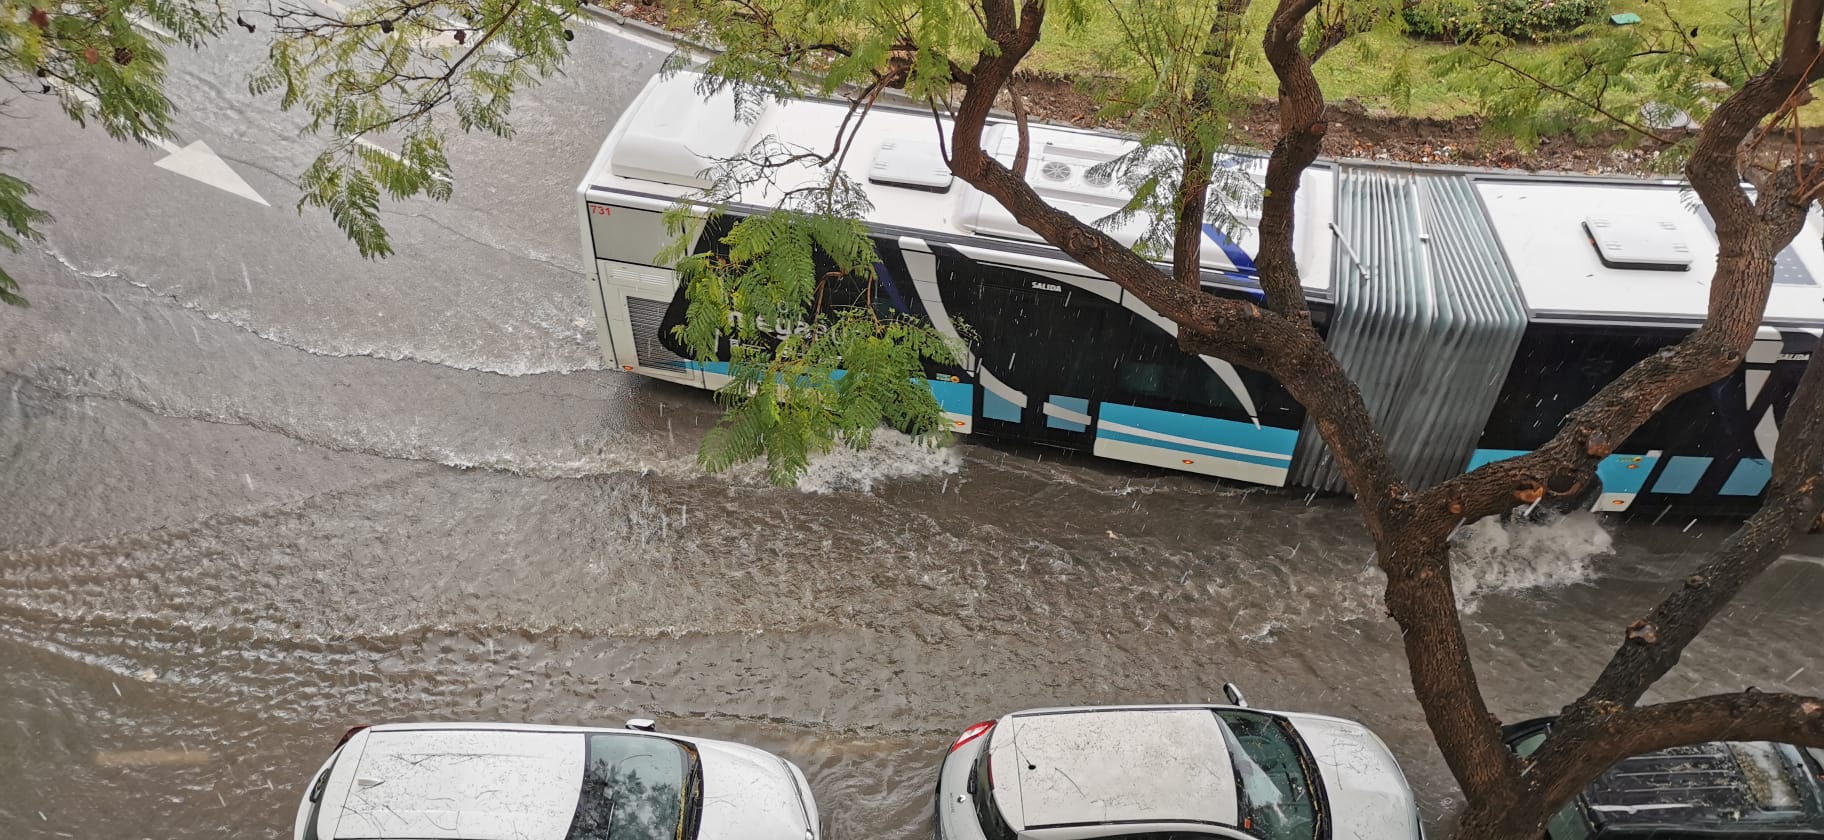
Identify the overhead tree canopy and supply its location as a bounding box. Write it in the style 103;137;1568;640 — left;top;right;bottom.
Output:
7;0;1824;836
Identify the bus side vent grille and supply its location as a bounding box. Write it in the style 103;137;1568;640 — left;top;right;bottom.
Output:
627;296;692;373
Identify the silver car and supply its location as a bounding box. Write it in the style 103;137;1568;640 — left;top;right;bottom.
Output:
934;691;1422;840
294;720;819;840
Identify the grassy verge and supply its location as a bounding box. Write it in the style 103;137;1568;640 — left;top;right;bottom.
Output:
1022;0;1780;121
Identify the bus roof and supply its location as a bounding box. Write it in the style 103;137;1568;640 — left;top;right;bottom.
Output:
581;70;1824;327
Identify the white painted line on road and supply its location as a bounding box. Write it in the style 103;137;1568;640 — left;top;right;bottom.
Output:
351;137;452;184
154;140;271;206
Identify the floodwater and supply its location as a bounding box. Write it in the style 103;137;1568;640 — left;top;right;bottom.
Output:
4;24;1823;840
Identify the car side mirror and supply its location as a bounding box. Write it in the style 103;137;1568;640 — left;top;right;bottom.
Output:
1222;683;1248;708
626;718;658;732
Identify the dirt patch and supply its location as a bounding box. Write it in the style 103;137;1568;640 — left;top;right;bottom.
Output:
1009;74;1680;177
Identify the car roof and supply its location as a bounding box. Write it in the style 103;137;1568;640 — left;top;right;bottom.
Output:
1586;740;1824;834
989;707;1241;831
319;724;698;840
328;727;594;840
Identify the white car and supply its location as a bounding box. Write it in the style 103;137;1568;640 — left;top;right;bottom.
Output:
934;689;1422;840
294;720;819;840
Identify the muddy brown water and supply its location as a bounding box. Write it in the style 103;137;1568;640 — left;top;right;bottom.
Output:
3;27;1822;840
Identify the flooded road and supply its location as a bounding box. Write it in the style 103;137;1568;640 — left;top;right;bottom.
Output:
4;23;1823;840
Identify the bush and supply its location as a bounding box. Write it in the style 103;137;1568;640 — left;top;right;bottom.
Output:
1401;0;1478;42
1478;0;1607;39
1402;0;1606;42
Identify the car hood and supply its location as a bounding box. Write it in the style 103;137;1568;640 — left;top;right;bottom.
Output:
1283;714;1422;840
693;741;814;840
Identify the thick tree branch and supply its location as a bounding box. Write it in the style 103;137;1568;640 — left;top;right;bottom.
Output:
947;0;1274;357
1171;0;1253;293
1008;76;1030;180
1525;690;1824;819
1380;525;1524;806
1255;0;1521;804
1254;0;1323;323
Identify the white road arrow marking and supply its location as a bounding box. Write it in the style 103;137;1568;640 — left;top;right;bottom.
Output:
152;139;270;206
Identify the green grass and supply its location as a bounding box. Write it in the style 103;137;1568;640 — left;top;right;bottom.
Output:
1018;0;1784;121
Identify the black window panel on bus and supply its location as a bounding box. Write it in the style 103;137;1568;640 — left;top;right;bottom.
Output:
934;249;1302;430
1478;324;1800;467
657;215;965;379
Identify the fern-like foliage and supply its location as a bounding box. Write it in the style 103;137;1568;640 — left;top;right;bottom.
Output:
0;167;52;307
671;206;966;485
0;0;224;301
1433;0;1784;164
249;0;577;257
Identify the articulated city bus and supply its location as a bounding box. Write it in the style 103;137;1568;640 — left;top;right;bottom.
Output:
576;70;1824;517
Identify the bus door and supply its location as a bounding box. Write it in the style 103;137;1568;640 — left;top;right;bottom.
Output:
936;252;1114;450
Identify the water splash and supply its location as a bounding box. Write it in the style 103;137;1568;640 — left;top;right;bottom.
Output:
1450;510;1616;612
791;431;963;494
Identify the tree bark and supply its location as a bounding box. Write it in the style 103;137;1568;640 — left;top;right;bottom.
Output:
1376;531;1525;806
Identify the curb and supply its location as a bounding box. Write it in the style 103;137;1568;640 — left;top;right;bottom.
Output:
573;3;985;116
577;4;712;58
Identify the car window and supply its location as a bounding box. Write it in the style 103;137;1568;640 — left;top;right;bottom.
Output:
1508;728;1590;839
1513;731;1548;758
1544;802;1591;840
1213;712;1321;840
565;734;693;840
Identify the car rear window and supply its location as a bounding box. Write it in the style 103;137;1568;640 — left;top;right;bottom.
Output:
971;741;1017;840
565;734;695;840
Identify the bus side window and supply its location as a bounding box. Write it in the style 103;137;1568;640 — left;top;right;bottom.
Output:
1106;304;1248;418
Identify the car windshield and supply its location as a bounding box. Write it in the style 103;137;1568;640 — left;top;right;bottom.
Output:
565;734;697;840
1214;711;1321;840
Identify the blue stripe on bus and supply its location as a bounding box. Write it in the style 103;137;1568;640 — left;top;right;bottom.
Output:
928;379;973;416
689;365;968;417
1202;224;1266;299
1045;395;1089;431
1720;458;1773;496
983;390;1022;422
1202;223;1258;275
1651;456;1713;495
1595;453;1659;496
1098;403;1298;457
1096;430;1295;468
1471;449;1661;495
